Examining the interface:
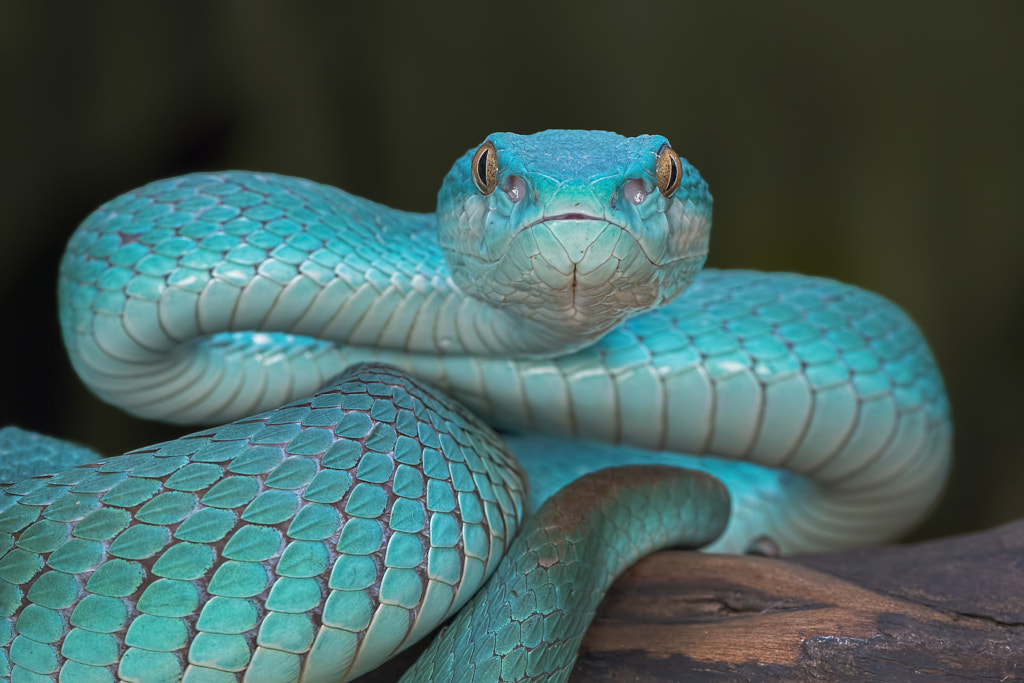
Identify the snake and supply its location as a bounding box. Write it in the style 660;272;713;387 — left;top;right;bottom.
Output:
0;130;951;682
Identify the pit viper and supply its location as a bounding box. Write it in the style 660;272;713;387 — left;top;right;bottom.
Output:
0;130;951;681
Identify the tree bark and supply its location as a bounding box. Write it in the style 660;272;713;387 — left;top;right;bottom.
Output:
573;520;1024;681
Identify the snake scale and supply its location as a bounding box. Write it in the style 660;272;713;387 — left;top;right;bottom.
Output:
0;130;951;681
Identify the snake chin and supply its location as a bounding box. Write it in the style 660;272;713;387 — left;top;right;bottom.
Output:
446;219;676;342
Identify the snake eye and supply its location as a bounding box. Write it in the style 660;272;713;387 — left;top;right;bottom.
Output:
471;141;498;195
656;145;682;198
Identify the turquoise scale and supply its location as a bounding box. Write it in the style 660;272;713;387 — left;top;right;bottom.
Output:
401;465;730;683
0;429;102;484
0;366;525;681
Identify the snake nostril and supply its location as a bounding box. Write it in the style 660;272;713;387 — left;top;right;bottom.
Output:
623;178;646;205
505;176;527;203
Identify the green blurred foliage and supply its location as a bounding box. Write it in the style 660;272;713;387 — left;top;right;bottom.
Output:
2;2;1023;542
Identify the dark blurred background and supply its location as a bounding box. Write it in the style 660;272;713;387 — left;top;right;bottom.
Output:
2;3;1022;542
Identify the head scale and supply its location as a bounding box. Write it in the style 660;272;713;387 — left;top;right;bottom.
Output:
437;130;712;344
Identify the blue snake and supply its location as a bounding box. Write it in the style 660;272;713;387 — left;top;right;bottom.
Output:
0;130;951;681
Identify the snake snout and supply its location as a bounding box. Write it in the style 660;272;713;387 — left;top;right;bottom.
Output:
534;217;616;268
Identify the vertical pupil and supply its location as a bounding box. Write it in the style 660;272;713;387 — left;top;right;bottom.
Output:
669;158;678;190
477;150;490;184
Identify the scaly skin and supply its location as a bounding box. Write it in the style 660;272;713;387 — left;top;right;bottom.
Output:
1;365;527;681
0;130;952;680
0;428;101;483
400;466;729;682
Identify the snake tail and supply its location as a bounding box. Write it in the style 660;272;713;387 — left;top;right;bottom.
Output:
0;364;526;682
400;465;730;683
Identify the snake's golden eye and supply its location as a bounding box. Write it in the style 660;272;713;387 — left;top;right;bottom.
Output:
471;141;498;195
656;145;682;198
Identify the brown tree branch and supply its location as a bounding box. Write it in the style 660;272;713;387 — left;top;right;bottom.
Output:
574;520;1024;681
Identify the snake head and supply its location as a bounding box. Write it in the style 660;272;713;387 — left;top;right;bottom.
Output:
437;130;712;348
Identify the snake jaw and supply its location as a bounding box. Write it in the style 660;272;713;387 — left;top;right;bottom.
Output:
444;218;682;348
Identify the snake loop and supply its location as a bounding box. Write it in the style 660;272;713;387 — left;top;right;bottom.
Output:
0;130;951;681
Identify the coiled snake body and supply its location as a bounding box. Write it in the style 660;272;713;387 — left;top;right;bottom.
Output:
0;130;951;681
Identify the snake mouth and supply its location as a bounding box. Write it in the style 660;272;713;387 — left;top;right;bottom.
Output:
520;214;658;268
523;213;605;229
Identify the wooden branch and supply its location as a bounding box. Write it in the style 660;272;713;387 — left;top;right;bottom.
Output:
572;519;1024;681
359;519;1024;681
